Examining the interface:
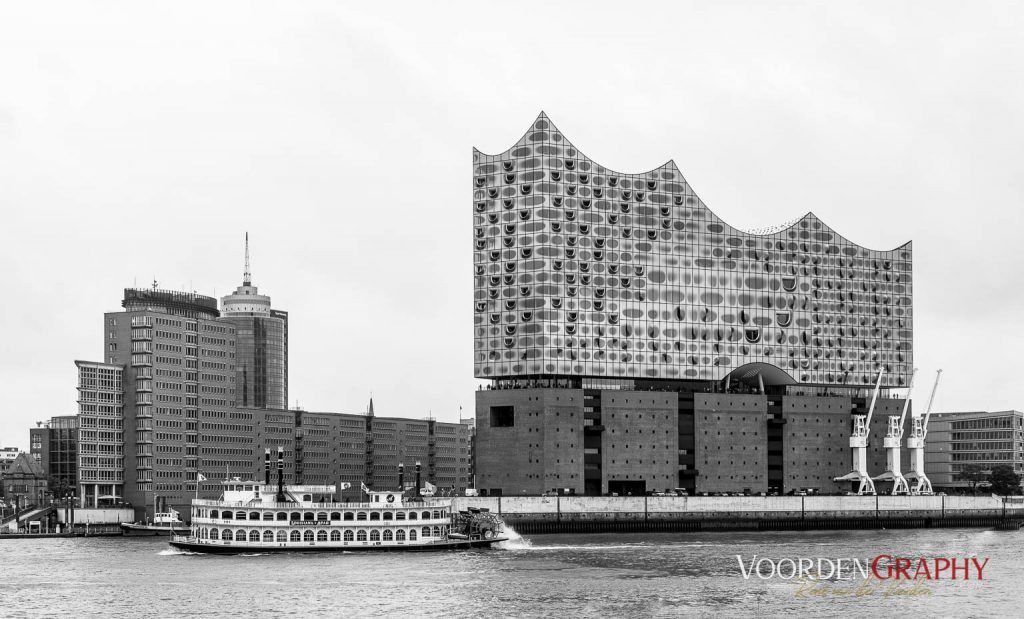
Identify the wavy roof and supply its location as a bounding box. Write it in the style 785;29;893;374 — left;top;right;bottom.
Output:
475;112;911;253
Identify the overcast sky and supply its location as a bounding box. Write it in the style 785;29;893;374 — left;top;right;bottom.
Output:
1;2;1022;449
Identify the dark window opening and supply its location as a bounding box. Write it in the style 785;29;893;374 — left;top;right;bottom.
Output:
490;406;514;428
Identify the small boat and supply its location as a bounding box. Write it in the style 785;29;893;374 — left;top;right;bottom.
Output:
168;470;507;554
121;510;188;536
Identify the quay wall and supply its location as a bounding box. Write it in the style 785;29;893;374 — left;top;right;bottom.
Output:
451;496;1024;533
57;508;135;525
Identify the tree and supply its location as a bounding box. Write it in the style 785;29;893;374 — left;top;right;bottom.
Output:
47;477;72;503
988;465;1023;496
958;464;988;494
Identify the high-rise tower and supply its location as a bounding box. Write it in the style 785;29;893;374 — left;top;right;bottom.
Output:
221;234;289;409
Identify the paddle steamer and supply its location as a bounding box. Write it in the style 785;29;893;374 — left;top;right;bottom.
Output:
169;449;505;554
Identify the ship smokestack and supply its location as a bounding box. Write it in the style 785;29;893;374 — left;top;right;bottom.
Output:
398;462;404;493
264;448;271;485
276;446;285;502
415;461;421;497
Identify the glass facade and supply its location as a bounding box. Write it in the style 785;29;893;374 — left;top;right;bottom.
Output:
473;113;913;388
222;308;287;410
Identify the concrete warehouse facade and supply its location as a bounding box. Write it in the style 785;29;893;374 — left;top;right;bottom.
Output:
473;114;913;496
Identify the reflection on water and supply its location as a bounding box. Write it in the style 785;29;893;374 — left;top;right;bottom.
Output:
0;528;1017;617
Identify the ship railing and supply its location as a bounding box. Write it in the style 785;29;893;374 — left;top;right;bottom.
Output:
189;498;454;509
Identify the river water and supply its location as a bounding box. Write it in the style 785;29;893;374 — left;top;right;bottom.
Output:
0;527;1018;617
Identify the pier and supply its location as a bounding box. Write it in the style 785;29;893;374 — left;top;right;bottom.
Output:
454;495;1024;534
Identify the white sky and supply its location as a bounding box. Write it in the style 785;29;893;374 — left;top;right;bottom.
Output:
1;2;1022;448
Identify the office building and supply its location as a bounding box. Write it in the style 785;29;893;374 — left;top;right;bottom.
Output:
220;235;288;410
74;361;124;506
0;447;19;478
473;113;913;495
29;415;79;493
105;286;237;513
925;410;1024;491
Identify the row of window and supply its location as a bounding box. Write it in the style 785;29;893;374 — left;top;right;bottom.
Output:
200;527;445;542
205;509;447;521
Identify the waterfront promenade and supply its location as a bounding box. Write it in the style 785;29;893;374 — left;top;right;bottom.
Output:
455;495;1024;533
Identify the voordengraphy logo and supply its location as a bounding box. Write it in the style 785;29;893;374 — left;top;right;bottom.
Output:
736;554;989;596
737;554;989;581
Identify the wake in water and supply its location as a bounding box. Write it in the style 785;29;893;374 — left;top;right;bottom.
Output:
158;548;203;556
497;524;533;549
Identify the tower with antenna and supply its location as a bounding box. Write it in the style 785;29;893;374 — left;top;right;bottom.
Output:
220;233;289;409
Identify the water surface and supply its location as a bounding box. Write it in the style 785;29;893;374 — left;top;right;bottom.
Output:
0;527;1015;617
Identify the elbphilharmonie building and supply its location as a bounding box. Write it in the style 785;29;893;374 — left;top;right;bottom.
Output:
474;113;913;497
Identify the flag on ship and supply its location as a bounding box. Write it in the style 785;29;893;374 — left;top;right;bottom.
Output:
339;482;352;490
196;473;207;482
424;482;437;493
360;482;370;493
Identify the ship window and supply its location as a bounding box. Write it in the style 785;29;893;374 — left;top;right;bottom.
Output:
290;512;301;521
383;530;394;541
357;512;367;521
422;512;431;520
235;512;246;520
274;530;284;542
383;512;393;521
409;530;417;541
422;527;431;537
277;512;287;521
210;510;219;519
210;529;220;540
369;512;381;521
262;512;273;521
344;530;354;541
290;531;301;542
317;530;328;542
330;512;341;521
316;512;327;521
262;530;273;542
303;530;314;542
432;511;441;519
344;512;354;521
396;530;406;541
396;512;406;520
303;512;314;521
249;530;259;542
331;530;341;541
408;512;418;521
250;512;260;521
303;495;312;502
223;530;234;541
433;526;441;537
370;530;381;542
357;531;367;541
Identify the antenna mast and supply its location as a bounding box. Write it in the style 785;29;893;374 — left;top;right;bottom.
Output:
243;232;252;286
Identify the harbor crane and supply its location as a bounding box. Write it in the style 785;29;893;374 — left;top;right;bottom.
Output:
871;368;917;494
905;369;943;495
834;369;885;495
